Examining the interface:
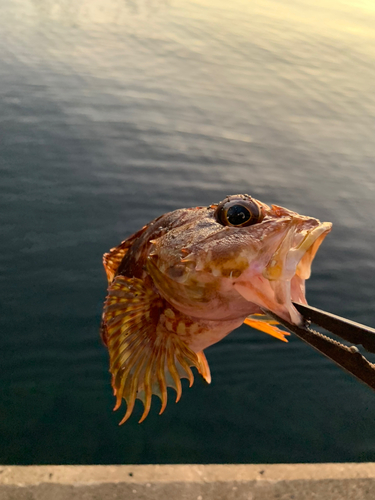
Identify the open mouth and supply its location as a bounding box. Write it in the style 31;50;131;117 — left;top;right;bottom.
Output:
234;221;332;325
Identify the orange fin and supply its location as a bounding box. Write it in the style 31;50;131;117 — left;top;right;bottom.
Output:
103;226;147;283
243;314;290;342
103;275;205;424
196;351;211;384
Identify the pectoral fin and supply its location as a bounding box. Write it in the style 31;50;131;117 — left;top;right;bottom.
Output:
244;314;290;342
103;275;208;423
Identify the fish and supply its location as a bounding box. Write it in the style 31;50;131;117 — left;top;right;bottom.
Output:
101;194;332;423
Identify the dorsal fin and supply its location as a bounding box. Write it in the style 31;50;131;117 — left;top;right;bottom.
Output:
103;226;147;283
103;275;210;423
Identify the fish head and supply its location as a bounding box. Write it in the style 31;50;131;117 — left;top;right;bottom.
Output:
147;194;332;325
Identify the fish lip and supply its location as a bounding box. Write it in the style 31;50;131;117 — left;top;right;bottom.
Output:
271;221;332;323
295;222;332;279
263;221;332;282
234;220;332;325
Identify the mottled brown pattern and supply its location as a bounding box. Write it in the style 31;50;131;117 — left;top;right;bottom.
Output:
101;194;332;422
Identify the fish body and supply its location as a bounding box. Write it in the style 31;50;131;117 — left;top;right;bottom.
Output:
101;194;332;423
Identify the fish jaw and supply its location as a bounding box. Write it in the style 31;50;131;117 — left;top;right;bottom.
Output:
234;219;332;325
263;221;332;281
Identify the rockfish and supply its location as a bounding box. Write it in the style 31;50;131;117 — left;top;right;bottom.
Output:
101;195;332;423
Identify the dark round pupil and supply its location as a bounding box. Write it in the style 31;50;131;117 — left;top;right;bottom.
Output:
226;205;251;225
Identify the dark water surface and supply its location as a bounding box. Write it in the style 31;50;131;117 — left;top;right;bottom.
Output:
1;0;375;464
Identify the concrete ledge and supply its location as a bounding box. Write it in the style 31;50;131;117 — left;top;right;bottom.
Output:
1;464;375;500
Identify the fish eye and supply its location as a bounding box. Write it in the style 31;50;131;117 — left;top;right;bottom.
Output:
216;198;264;227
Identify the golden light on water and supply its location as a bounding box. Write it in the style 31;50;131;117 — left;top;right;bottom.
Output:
5;0;375;33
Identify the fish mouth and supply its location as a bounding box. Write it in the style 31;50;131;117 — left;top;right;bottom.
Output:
263;221;332;281
234;220;332;325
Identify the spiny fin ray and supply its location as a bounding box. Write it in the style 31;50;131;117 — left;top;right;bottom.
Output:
196;351;211;384
103;226;148;284
244;314;290;342
103;275;205;423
